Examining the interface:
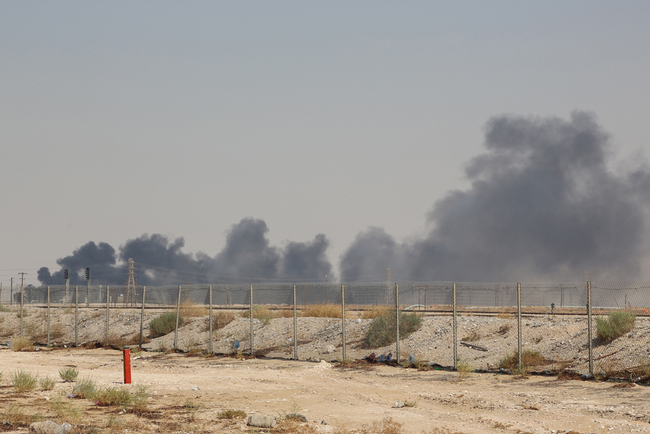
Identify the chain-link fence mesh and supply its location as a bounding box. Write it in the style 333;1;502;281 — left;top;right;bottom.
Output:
2;281;650;380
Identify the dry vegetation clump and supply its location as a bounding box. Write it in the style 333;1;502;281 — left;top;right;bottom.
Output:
499;349;547;373
241;305;276;324
596;310;636;343
456;359;474;382
302;303;345;318
216;409;247;419
361;305;390;319
180;299;208;318
59;366;79;382
461;330;480;342
206;311;236;331
497;324;511;335
10;370;38;393
11;336;33;351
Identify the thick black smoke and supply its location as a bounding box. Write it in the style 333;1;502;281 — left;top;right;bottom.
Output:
38;218;334;285
341;112;650;282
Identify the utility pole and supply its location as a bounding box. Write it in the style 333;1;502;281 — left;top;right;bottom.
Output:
10;277;13;306
86;267;90;307
385;268;392;304
64;269;69;305
126;258;136;307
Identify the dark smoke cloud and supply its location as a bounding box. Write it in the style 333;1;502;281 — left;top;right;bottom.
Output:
38;218;334;285
341;111;650;282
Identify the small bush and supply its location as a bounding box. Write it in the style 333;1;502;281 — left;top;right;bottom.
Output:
59;367;79;382
217;409;247;419
11;336;33;351
149;312;183;338
11;370;38;393
456;359;474;382
72;377;96;399
241;305;274;324
499;349;546;372
39;376;56;391
94;386;133;407
363;310;422;348
596;310;636;342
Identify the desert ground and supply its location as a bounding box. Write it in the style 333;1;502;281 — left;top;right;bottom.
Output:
1;306;650;433
2;348;650;434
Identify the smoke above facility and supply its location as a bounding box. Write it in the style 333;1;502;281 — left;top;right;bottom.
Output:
341;111;650;282
38;112;650;285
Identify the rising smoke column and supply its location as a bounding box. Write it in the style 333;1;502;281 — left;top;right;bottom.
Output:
37;241;124;285
281;233;333;281
341;111;650;282
38;217;334;285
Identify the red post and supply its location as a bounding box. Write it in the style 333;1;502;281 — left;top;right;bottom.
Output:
123;348;131;384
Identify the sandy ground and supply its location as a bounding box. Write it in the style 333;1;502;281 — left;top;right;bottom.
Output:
2;348;650;434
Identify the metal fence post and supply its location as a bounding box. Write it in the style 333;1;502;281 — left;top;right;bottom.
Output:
140;286;146;349
587;281;594;377
208;285;213;354
395;282;400;363
75;286;79;347
105;286;110;347
517;283;522;373
250;284;254;356
452;283;457;370
342;284;346;361
47;286;51;347
293;284;298;360
174;285;181;351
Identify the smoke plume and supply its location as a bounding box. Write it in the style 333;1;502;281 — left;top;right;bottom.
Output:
341;111;650;282
38;218;334;285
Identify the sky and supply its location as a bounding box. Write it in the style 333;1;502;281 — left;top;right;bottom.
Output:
1;1;650;287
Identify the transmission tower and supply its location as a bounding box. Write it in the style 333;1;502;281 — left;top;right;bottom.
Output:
126;258;137;307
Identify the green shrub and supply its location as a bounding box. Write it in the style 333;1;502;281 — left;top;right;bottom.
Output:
149;312;183;338
596;310;636;342
363;310;422;348
92;385;149;413
11;370;38;393
59;367;79;382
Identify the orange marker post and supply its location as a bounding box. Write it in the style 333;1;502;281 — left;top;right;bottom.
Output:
123;348;132;384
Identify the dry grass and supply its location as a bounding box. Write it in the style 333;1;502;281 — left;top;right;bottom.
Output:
361;305;390;319
499;349;548;373
208;311;236;331
461;330;480;342
497;312;515;319
497;324;511;335
302;303;345;318
456;359;474;382
216;409;247;419
11;336;33;351
180;299;208;318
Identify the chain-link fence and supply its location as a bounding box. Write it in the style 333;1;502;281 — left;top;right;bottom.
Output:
1;281;649;380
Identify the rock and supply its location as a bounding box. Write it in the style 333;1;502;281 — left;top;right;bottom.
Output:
248;415;277;428
321;419;329;425
288;413;308;422
326;345;335;354
395;401;405;408
29;420;65;434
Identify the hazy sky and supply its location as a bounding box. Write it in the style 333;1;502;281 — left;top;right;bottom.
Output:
2;1;650;287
